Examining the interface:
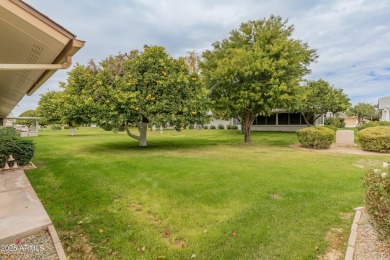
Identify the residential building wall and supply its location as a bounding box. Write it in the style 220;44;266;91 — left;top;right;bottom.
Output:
382;107;390;122
378;96;390;122
251;112;323;132
206;112;325;132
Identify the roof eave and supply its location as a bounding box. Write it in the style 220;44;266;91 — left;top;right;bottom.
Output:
26;38;85;95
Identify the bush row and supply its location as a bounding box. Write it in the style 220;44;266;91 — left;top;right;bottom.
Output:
205;124;239;130
296;126;335;149
0;127;34;167
364;162;390;239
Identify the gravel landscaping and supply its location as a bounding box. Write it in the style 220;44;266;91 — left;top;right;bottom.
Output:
353;210;390;260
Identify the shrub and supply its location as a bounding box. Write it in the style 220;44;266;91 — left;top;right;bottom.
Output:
63;125;70;129
358;126;390;153
296;126;335;149
210;125;216;129
218;123;225;130
364;162;390;239
188;124;195;129
325;117;345;128
51;124;62;130
0;137;35;167
0;127;20;138
357;121;390;131
227;124;239;130
203;125;209;129
322;125;337;132
100;125;113;131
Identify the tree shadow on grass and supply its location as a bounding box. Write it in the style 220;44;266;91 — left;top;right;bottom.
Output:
81;131;297;154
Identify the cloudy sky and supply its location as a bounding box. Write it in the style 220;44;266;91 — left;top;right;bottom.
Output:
13;0;390;115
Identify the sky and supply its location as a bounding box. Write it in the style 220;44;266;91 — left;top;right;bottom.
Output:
12;0;390;115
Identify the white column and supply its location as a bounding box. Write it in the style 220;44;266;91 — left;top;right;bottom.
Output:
386;108;390;122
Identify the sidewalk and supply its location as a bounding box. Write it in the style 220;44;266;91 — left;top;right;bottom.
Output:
0;169;66;259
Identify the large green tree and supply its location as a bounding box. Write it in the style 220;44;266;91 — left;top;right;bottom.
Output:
201;16;317;143
37;88;88;136
59;64;97;135
348;103;378;125
37;91;63;125
295;79;351;126
60;46;209;146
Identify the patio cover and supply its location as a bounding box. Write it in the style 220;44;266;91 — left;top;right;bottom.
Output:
0;0;85;118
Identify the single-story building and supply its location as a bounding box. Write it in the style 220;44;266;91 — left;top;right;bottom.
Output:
378;96;390;122
251;112;324;132
207;112;325;132
0;0;84;126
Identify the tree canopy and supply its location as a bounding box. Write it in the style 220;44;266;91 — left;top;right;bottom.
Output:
201;16;318;143
58;45;209;146
348;103;378;125
37;91;63;125
294;79;351;126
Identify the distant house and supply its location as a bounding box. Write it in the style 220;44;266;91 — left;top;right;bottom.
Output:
378;96;390;122
207;111;325;132
251;112;324;132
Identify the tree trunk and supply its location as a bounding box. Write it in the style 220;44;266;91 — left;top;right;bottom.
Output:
138;122;148;147
301;113;313;126
313;114;322;126
70;127;75;136
243;115;255;144
125;122;148;147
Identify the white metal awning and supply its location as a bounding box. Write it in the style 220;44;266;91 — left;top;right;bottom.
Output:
0;0;85;118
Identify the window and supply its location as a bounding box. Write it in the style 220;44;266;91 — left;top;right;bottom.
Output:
278;113;289;125
266;114;276;125
255;115;266;125
290;113;301;125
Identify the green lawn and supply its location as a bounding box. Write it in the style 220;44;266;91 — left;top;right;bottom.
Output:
25;128;380;259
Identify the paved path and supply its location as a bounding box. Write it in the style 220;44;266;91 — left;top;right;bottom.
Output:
0;169;51;243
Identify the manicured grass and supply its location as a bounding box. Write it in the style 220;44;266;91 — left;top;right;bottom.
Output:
25;128;380;259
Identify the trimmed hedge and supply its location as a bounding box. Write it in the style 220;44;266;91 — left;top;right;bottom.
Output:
357;121;390;131
0;127;35;167
227;124;239;130
364;162;390;239
296;126;335;149
358;126;390;153
210;125;216;129
218;123;225;130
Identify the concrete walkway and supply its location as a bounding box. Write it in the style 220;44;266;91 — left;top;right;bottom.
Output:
0;170;52;243
0;169;52;243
